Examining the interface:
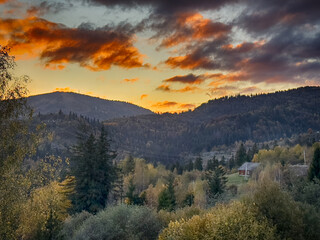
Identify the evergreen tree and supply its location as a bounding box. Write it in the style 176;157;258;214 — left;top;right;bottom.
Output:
206;156;219;171
206;166;227;198
158;175;176;211
220;156;226;166
194;157;203;171
123;154;135;175
228;155;235;170
185;160;194;171
235;143;248;166
126;177;145;205
308;146;320;181
248;143;259;161
71;126;116;213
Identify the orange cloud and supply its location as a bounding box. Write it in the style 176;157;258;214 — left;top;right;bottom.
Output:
179;103;196;109
165;55;215;70
0;0;9;3
122;78;139;83
156;84;171;91
208;72;248;87
54;87;77;92
161;12;231;48
0;17;147;71
140;94;148;100
151;101;178;108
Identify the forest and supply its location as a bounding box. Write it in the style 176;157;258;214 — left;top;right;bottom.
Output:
1;46;320;240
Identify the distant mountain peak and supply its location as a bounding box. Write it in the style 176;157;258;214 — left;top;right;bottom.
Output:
27;92;153;121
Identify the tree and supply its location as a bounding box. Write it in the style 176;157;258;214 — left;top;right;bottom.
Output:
122;154;135;175
159;201;277;240
125;177;145;205
71;126;116;213
158;175;176;211
0;46;37;239
236;143;248;166
185;160;194;171
308;146;320;181
194;157;203;171
206;166;227;198
206;156;219;171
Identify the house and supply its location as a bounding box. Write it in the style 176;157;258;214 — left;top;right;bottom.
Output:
238;162;260;177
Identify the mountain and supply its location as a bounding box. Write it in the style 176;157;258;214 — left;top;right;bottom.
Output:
27;92;153;120
105;87;320;163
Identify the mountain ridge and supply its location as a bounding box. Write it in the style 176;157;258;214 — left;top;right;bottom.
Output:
27;91;154;121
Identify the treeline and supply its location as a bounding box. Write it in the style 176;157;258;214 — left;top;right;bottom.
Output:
106;87;320;163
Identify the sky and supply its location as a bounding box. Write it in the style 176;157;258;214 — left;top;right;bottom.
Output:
0;0;319;112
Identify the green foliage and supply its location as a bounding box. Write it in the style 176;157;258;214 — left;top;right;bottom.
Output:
70;205;161;240
159;201;277;240
158;175;176;211
125;177;146;205
194;157;203;171
245;182;304;240
185;160;194;171
122;154;135;175
206;156;218;171
206;166;227;199
253;145;305;165
59;211;92;240
71;126;116;213
308;146;320;181
235;143;248;166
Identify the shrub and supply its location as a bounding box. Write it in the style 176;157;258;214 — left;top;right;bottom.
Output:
70;205;161;240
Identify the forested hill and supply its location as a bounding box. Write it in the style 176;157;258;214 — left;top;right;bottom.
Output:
27;92;153;120
105;87;320;163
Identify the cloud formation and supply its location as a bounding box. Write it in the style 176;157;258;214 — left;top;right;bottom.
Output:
0;17;148;70
122;78;139;83
27;1;73;17
88;0;237;14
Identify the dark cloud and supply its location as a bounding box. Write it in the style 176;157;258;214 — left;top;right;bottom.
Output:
164;73;206;84
88;0;238;14
239;0;320;33
0;17;148;71
27;1;73;16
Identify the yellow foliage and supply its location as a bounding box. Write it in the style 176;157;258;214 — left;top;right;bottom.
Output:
17;180;72;239
159;201;276;240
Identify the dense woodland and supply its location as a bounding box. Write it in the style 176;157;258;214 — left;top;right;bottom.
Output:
1;47;320;240
106;87;320;163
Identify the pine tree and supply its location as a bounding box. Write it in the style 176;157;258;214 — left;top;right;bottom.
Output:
158;175;176;211
235;143;248;166
206;156;219;171
194;157;203;171
71;126;116;213
186;160;194;171
123;154;135;175
206;166;227;198
308;146;320;181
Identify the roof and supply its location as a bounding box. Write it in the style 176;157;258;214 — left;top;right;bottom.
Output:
238;162;260;171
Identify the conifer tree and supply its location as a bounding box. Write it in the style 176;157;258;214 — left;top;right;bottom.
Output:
71;126;116;213
186;159;194;171
194;157;203;171
235;143;248;166
206;166;227;198
308;146;320;181
158;175;176;211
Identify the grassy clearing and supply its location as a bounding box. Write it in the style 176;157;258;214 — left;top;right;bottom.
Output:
227;173;248;186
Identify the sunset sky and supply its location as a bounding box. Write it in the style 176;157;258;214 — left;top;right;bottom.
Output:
1;0;319;112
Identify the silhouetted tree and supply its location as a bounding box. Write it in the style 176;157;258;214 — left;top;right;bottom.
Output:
194;157;203;171
308;146;320;181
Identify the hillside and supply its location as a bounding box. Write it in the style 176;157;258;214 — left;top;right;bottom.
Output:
27;92;153;120
105;87;320;163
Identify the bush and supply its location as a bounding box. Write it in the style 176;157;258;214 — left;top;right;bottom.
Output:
59;211;92;239
159;201;276;240
70;205;161;240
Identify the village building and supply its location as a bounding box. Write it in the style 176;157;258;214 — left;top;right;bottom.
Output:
238;162;260;177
